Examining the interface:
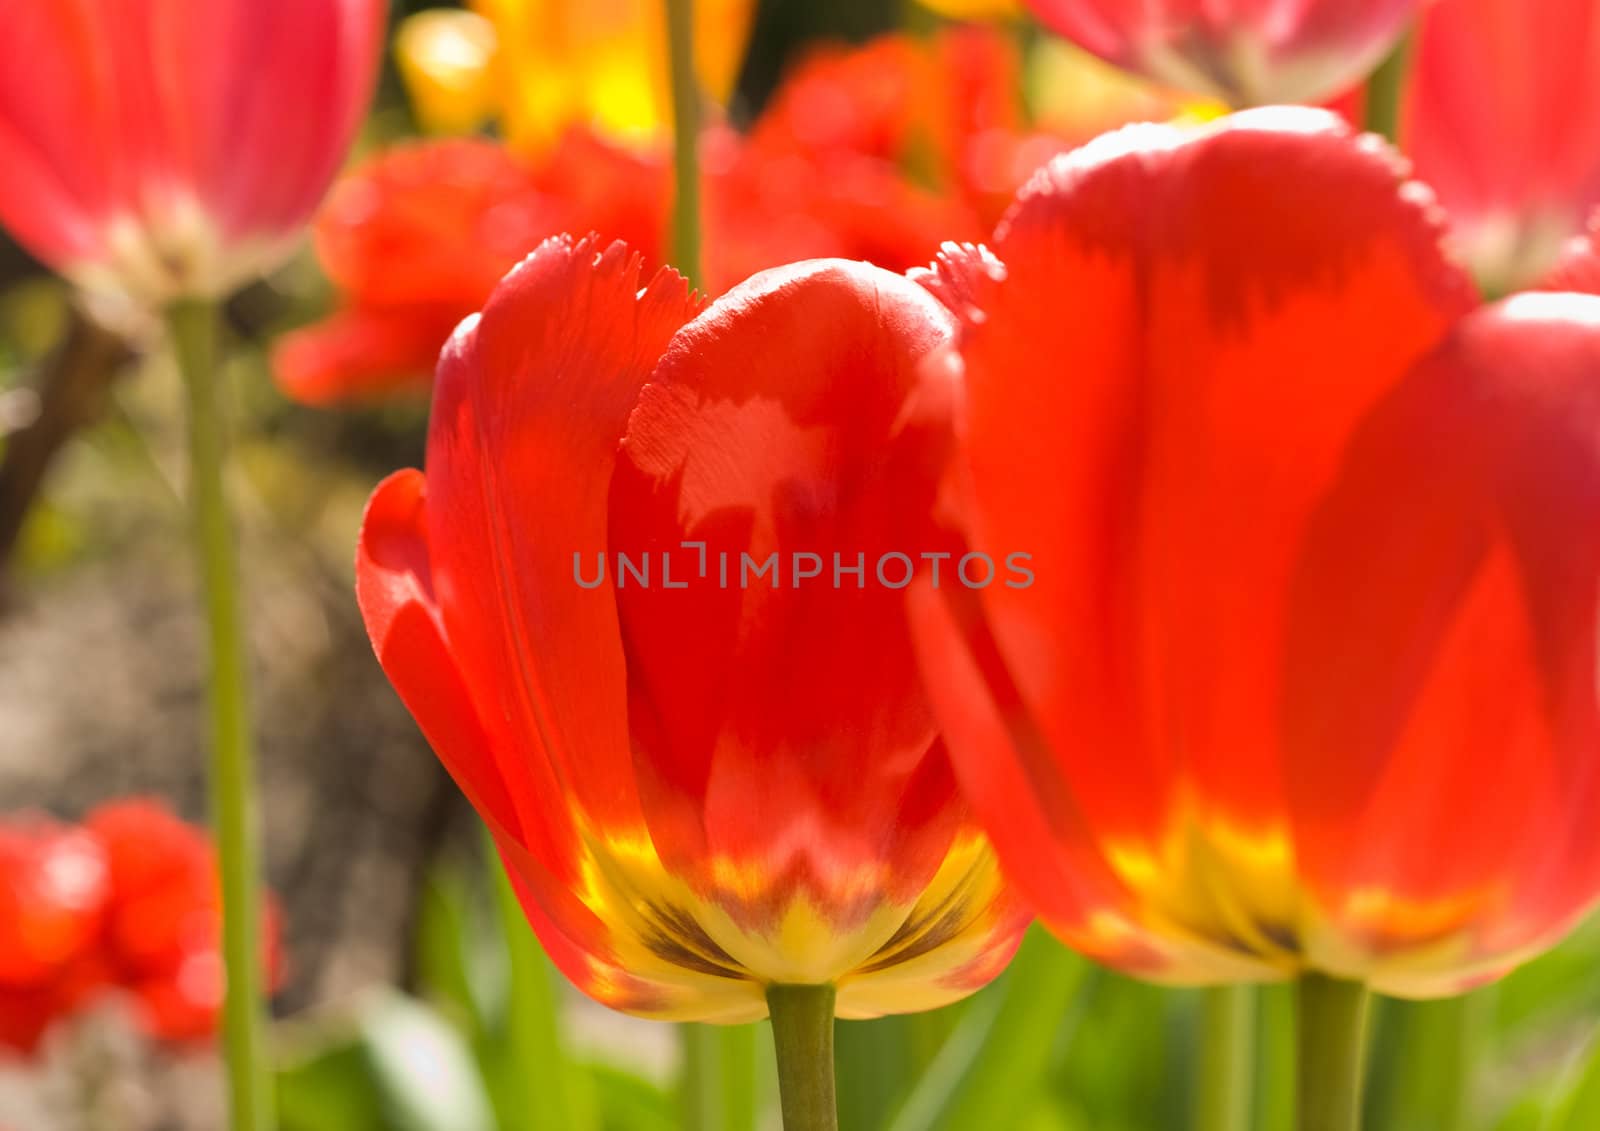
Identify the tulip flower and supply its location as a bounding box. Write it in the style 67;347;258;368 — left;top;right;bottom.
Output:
274;135;668;405
921;0;1021;16
394;8;500;136
280;28;1052;407
357;234;1027;1118
1019;0;1418;105
910;107;1600;1124
396;0;756;154
0;0;383;313
1402;0;1600;292
0;818;108;1054
274;122;981;406
0;801;282;1054
744;28;1037;233
0;9;380;1123
88;801;285;1045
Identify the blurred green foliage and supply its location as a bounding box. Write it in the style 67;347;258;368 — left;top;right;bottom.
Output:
263;836;1600;1131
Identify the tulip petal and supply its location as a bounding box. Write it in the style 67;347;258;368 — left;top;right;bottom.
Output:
608;260;965;926
358;466;675;1011
273;306;458;405
426;234;701;845
356;469;523;840
1403;0;1600;291
921;108;1478;981
1022;0;1417;105
0;0;380;302
1285;294;1600;995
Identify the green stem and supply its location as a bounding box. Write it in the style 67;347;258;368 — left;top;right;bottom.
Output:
168;298;270;1131
677;1022;761;1131
680;1025;720;1131
662;0;701;286
1297;975;1372;1131
1363;29;1414;145
1197;986;1257;1131
1376;991;1487;1131
768;985;839;1131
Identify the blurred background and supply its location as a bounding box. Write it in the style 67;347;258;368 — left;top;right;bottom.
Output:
3;1;1600;1129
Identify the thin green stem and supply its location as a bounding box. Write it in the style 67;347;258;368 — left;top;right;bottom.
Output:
1197;986;1257;1131
168;298;270;1131
662;0;701;286
679;1025;721;1131
1363;29;1415;145
1377;992;1486;1131
676;1022;759;1131
768;985;839;1131
1297;975;1373;1131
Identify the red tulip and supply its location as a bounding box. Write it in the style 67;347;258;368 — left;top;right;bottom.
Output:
0;801;283;1052
0;0;383;309
88;801;284;1044
1543;212;1600;295
357;236;1027;1021
277;130;976;408
703;131;984;300
0;818;108;1054
744;27;1060;233
277;30;1054;408
1404;0;1600;292
1021;0;1418;105
911;108;1600;996
273;136;665;405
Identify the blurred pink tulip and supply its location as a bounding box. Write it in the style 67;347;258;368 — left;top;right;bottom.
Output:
1403;0;1600;292
0;0;384;310
1021;0;1418;105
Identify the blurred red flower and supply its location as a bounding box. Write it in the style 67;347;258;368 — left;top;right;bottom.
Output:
0;801;282;1054
275;27;1069;407
1020;0;1418;105
88;801;285;1044
0;0;383;312
912;108;1600;996
274;135;666;406
356;236;1027;1021
1403;0;1600;292
0;819;108;1053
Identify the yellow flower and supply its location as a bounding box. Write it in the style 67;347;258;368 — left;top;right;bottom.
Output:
915;0;1021;17
395;0;757;153
395;9;500;134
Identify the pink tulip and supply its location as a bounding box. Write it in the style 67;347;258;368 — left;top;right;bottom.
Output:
1022;0;1418;105
0;0;383;309
1403;0;1600;292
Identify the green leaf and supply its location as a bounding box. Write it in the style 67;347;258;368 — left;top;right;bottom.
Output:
413;858;493;1042
1057;972;1180;1129
588;1062;679;1131
887;928;1090;1131
1543;1032;1600;1131
486;841;599;1131
836;1014;921;1128
276;1036;385;1131
1495;922;1600;1038
676;1023;767;1131
358;992;498;1131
